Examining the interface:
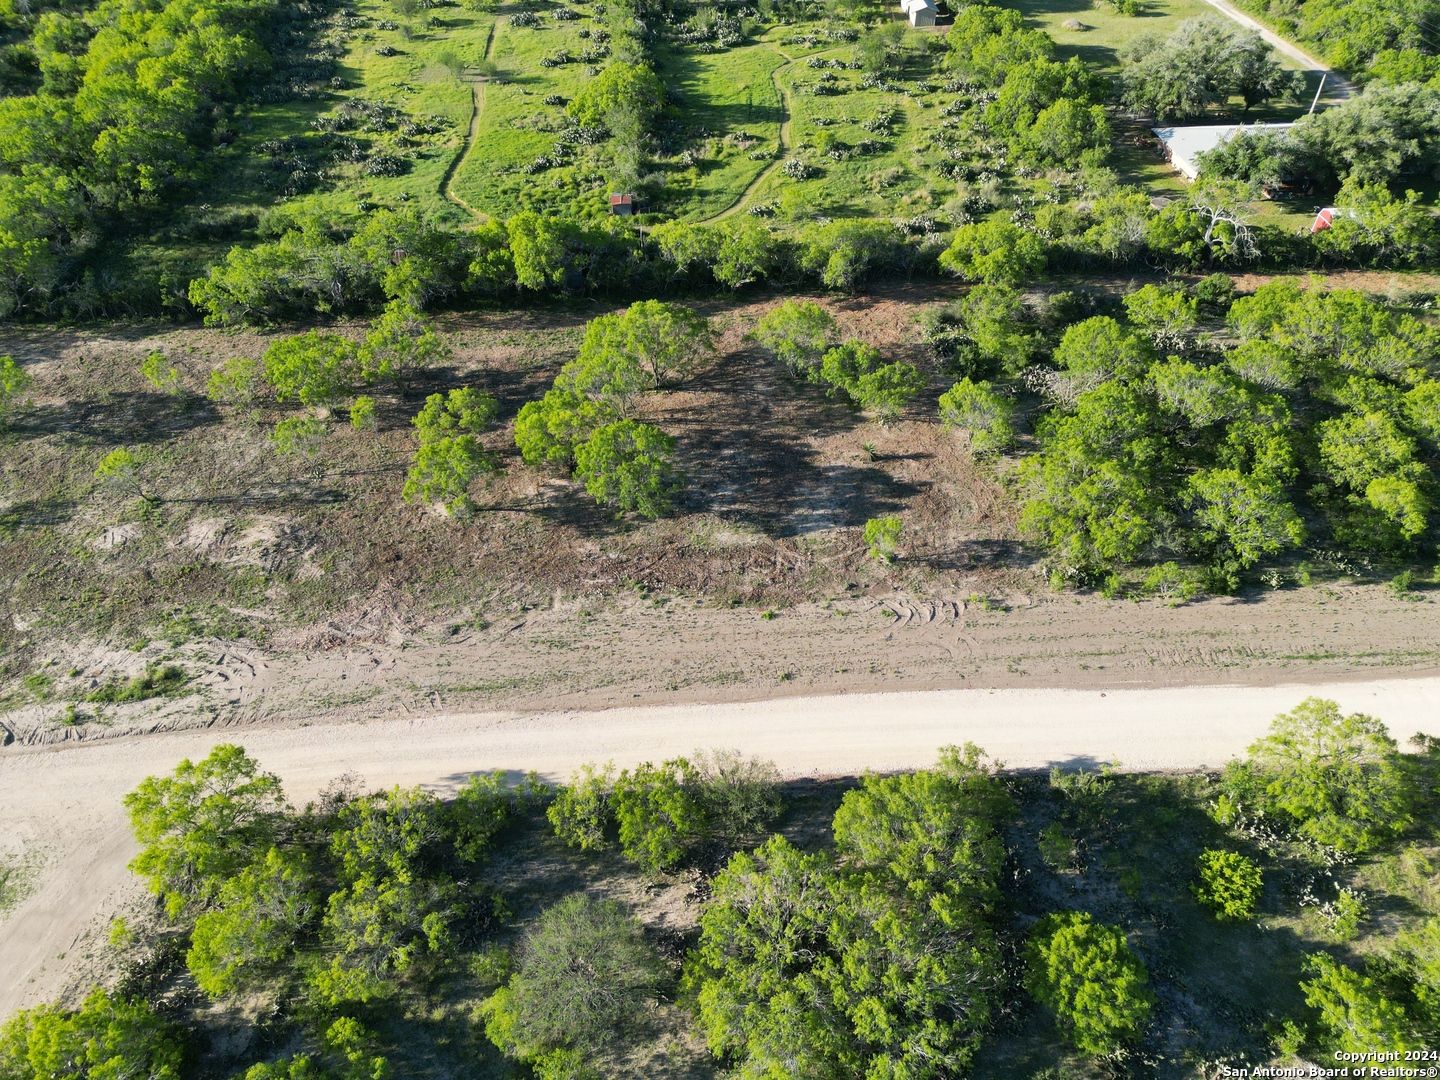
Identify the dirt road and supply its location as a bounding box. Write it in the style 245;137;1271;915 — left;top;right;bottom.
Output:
4;674;1439;1018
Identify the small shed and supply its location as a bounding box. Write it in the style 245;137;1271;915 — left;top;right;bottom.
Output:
901;0;936;27
608;193;636;216
1151;122;1293;182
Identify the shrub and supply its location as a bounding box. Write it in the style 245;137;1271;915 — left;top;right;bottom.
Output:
0;988;184;1080
864;515;903;562
938;378;1015;453
272;416;329;459
206;357;261;411
94;448;152;501
547;764;616;851
611;759;708;873
451;770;540;862
349;396;377;431
86;665;188;704
140;350;181;394
0;354;32;427
691;750;782;844
481;894;663;1063
1037;822;1077;871
1025;911;1154;1057
1193;849;1263;920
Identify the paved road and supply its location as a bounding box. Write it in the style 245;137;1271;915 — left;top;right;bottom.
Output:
4;675;1438;1016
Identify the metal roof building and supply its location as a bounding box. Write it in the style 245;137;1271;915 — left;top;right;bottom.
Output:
1151;122;1294;181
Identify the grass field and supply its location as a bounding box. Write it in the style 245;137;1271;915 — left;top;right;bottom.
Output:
97;0;1410;297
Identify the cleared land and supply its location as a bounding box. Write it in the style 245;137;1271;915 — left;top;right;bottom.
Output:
5;274;1440;747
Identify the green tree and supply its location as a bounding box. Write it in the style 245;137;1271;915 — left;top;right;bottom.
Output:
1193;849;1263;920
572;420;683;518
1022;98;1111;166
953;284;1039;376
402;388;500;516
481;894;663;1064
314;786;459;1003
505;212;572;291
514;388;618;469
359;299;450;388
938;378;1016;453
1122;17;1303;120
94;447;158;503
1243;697;1411;852
1302;953;1418;1052
0;988;183;1080
123;744;285;918
577;301;714;388
1185;467;1305;584
947;4;1054;85
1018;382;1171;571
687;747;1010;1079
263;332;359;411
186;847;317;996
451;770;541;863
750;299;836;376
1124;284;1198;349
814;340;924;423
566;61;665;128
467;219;517;294
1025;911;1154;1057
1294;82;1440;187
938;221;1047;286
798;220;903;292
1317;410;1429;542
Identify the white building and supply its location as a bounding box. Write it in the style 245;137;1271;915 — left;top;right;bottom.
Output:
1151;122;1294;181
901;0;936;27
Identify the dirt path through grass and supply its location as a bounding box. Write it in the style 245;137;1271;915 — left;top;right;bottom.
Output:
3;673;1437;1017
701;44;797;223
439;22;496;219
